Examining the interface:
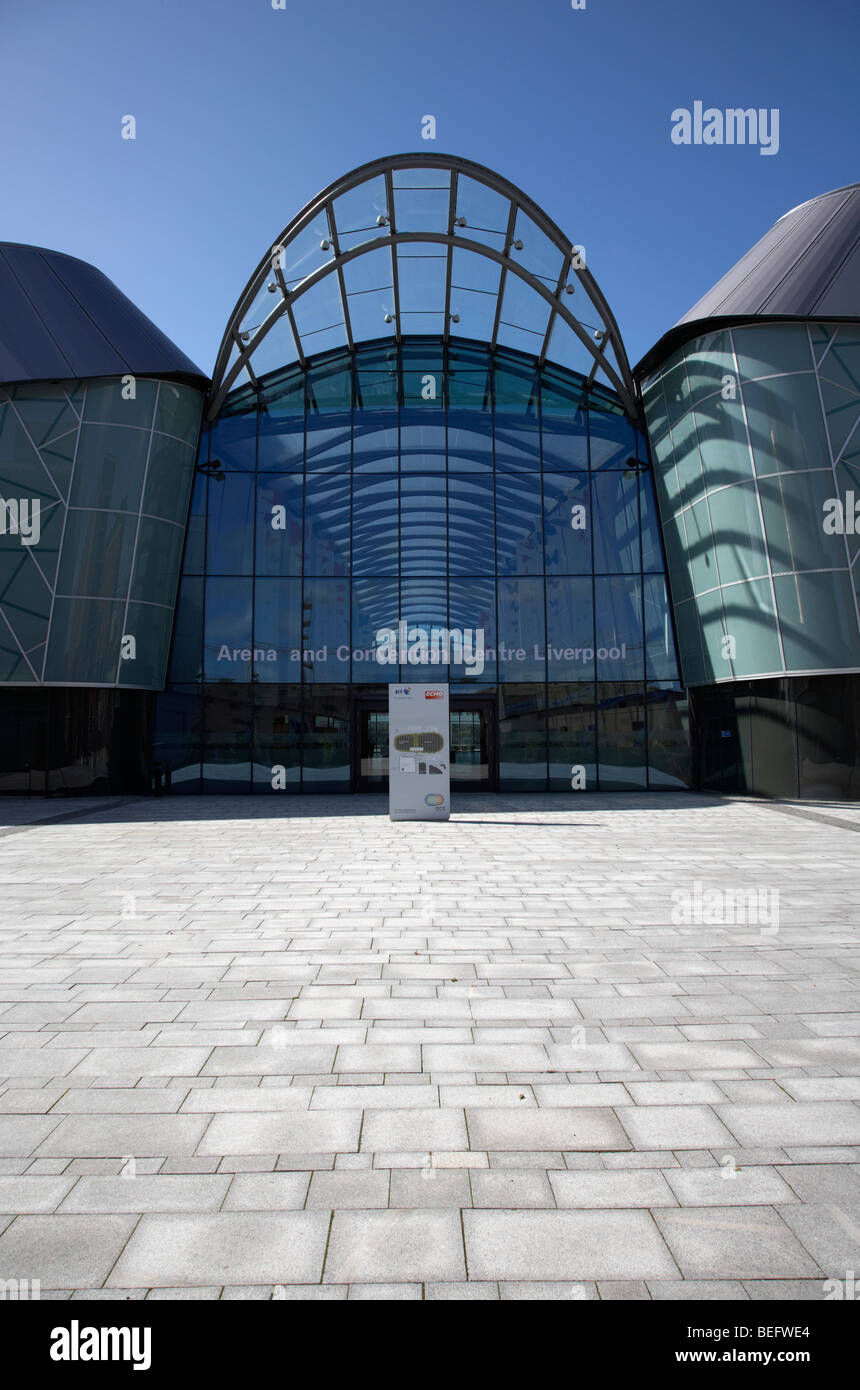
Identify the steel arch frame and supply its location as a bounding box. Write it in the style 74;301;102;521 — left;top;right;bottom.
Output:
208;152;639;421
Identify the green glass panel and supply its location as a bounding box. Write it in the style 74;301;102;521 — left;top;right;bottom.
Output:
672;598;706;686
57;510;137;597
744;374;829;474
660;511;694;604
775;570;860;671
130;518;185;607
0;549;50;651
683;331;735;406
758;470;836;574
670;412;706;508
693;398;755;489
44;597;125;682
71;423;149;511
641;373;669;441
662;355;691;426
154;383;203;445
686;498;719;596
817;328;860;397
820;378;860;462
83;378;157;428
706;482;769;585
732;324;813;380
0;408;62;502
696;585;732;681
10;382;79;447
118;602;174;687
721;577;783;678
142;435;196;524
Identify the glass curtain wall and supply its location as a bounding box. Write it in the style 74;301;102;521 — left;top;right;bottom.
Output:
157;338;688;792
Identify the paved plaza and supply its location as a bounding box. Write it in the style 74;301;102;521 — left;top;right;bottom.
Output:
0;791;859;1300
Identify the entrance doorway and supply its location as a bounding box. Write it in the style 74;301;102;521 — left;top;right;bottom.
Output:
352;696;496;791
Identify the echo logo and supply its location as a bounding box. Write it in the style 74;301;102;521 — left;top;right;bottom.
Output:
424;689;444;699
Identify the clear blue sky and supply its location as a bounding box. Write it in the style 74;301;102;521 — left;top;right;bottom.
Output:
3;0;858;375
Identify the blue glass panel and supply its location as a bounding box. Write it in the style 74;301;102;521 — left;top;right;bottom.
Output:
449;578;496;682
399;577;449;681
639;472;664;574
258;412;304;471
204;577;253;680
589;409;636;470
168;576;203;684
548;682;596;791
496;473;543;576
595;576;645;680
546;576;594;679
592;470;640;573
209;413;256;472
253;578;303;680
182;472;207;575
498;577;544;680
304;474;351;577
256;474;303;577
206;472;254;575
448;475;494;576
400;410;446;471
352;411;397;472
352;475;398;577
303;578;350;681
352;577;398;684
447;411;493;472
305;410;351;471
644;575;679;680
400;475;446;576
543;472;590;574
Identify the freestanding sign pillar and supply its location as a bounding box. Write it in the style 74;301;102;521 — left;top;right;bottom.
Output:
388;683;450;821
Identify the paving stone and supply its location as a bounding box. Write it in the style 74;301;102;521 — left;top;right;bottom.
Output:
324;1210;465;1282
197;1111;361;1156
59;1175;231;1213
465;1108;630;1153
471;1170;555;1208
0;1176;75;1213
108;1212;329;1287
550;1169;677;1208
307;1170;389;1208
719;1102;860;1148
618;1106;735;1151
388;1169;471;1208
653;1207;823;1280
0;1214;138;1288
36;1114;210;1159
664;1166;797;1206
361;1110;467;1152
222;1173;311;1209
464;1210;679;1281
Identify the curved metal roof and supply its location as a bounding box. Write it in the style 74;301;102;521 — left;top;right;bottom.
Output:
0;242;206;388
636;181;860;377
208;152;638;421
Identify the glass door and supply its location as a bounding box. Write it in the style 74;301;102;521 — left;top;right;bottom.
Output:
355;705;389;790
450;699;495;790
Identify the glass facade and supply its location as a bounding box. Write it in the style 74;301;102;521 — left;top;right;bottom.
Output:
157;338;689;793
0;376;203;687
643;321;860;685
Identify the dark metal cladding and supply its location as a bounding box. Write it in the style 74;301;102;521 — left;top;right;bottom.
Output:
0;243;207;387
636;182;860;379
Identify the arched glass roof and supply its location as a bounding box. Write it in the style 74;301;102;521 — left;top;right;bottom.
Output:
208;153;638;421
